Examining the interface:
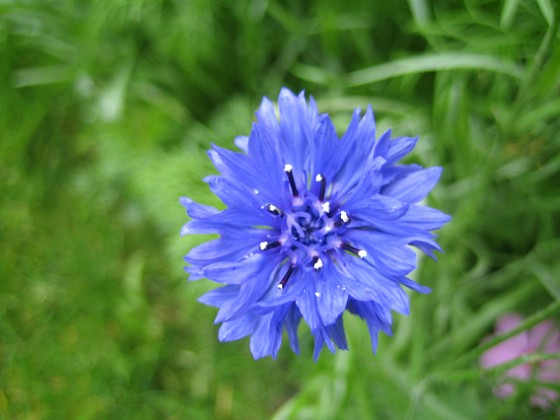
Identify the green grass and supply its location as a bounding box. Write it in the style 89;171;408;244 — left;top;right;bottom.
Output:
1;0;559;418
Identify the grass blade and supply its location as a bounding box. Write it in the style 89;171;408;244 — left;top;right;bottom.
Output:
345;53;523;87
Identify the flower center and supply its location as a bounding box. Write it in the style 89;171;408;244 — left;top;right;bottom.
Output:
288;202;328;246
260;164;366;289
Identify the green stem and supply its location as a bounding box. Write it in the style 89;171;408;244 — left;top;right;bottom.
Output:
454;299;560;368
429;353;560;384
514;2;560;103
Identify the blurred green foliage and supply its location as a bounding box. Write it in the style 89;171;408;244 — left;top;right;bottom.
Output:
1;0;559;418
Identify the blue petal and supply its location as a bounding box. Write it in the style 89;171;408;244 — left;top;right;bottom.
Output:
337;258;410;315
386;136;418;164
204;175;249;208
180;220;216;235
327;316;348;350
331;107;376;198
208;145;252;182
185;232;265;266
311;316;348;361
315;109;360;197
202;260;257;285
347;299;393;353
255;96;280;136
345;194;409;226
400;205;451;230
250;312;283;359
180;197;219;219
205;208;277;229
184;265;205;280
355;105;376;146
382;167;443;204
306;95;319;124
410;239;441;259
397;276;431;294
180;223;191;236
312;328;331;360
352;204;449;258
234;135;249;153
310;115;340;181
198;284;240;307
315;263;348;325
202;252;279;286
247;124;291;208
213;256;281;323
251;269;307;312
345;230;417;276
339;157;385;206
373;129;392;160
329;259;384;302
284;304;302;354
183;207;279;235
219;313;258;341
278;88;312;176
204;174;286;212
380;163;423;187
295;278;322;331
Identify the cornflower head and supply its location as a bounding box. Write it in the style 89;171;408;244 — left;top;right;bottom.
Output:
181;88;450;360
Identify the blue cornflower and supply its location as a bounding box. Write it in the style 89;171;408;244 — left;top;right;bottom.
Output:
181;88;450;360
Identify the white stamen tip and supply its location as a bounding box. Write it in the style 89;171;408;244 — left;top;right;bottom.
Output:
259;241;268;251
324;226;332;232
277;284;284;290
284;163;293;172
313;258;323;271
314;292;321;297
315;174;323;182
321;202;331;213
358;250;368;258
341;211;349;223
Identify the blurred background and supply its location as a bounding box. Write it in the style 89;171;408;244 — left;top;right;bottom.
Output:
1;0;559;418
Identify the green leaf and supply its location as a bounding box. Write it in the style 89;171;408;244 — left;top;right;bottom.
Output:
345;53;523;87
532;264;560;302
407;0;430;25
501;0;521;28
537;0;554;25
14;65;72;87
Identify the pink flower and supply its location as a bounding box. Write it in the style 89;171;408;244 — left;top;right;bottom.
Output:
480;313;560;408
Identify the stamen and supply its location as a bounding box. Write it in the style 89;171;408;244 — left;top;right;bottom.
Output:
312;256;323;271
334;210;351;228
278;264;295;289
315;173;327;201
342;243;367;258
265;204;283;216
284;164;299;197
321;201;331;214
259;240;282;251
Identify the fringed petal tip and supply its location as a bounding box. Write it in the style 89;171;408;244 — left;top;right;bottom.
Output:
184;265;205;281
399;276;432;294
180;196;219;219
234;136;249;153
